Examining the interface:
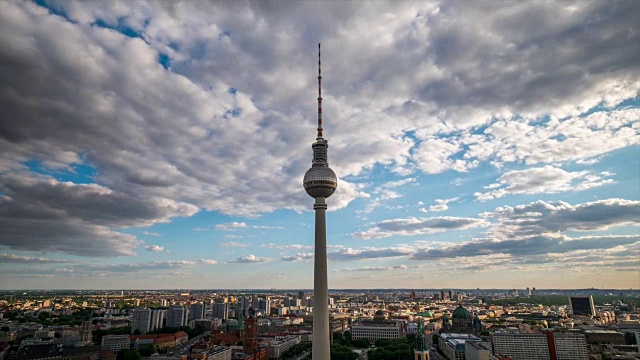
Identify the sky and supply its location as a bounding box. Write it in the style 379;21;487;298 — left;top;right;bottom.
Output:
0;1;639;291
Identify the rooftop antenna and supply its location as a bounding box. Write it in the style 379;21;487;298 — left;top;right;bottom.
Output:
317;43;323;138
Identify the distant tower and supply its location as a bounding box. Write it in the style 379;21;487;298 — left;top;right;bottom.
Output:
243;308;258;355
303;43;338;360
78;316;92;345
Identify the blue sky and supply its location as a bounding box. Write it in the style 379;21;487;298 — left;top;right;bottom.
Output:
0;1;639;290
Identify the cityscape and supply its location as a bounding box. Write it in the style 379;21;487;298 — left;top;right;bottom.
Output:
1;1;640;360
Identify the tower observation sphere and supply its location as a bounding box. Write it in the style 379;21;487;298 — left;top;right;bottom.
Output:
303;142;337;198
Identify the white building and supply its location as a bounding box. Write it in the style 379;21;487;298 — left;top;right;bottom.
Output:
351;322;403;341
266;335;301;359
465;341;491;360
491;332;550;360
101;334;130;352
150;309;166;331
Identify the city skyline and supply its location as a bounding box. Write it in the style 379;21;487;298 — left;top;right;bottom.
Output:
0;1;639;290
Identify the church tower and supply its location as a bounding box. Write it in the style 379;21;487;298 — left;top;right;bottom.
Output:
414;319;430;360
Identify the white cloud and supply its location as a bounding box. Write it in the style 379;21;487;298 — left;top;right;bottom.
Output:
230;254;273;263
144;245;164;252
475;166;614;200
197;259;218;265
215;222;247;231
421;197;459;212
281;253;313;261
220;241;247;247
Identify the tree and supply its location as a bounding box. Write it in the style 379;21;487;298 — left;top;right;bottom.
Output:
137;345;155;357
116;349;141;360
352;338;370;348
330;344;357;360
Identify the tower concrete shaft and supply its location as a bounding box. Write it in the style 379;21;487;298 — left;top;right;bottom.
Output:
312;197;330;360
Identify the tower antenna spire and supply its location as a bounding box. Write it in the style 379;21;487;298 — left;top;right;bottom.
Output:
317;43;323;138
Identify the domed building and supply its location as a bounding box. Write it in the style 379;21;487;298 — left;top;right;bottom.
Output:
373;309;388;321
451;304;473;332
420;311;433;318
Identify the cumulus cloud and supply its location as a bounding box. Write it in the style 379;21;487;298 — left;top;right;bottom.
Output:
144;245;164;252
0;0;639;273
410;234;640;260
420;197;459;212
281;253;313;261
197;259;218;265
230;254;273;263
475;166;614;200
483;198;640;239
353;216;490;239
0;173;196;256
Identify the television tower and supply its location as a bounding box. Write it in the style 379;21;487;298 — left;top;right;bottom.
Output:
303;43;337;360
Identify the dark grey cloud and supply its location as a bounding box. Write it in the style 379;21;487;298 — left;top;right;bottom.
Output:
0;253;73;264
484;199;640;239
328;247;415;261
410;235;640;260
353;216;489;239
0;173;196;256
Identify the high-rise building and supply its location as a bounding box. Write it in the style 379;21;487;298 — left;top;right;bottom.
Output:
491;332;549;360
303;43;338;360
251;298;270;313
166;305;188;328
491;331;588;360
213;302;228;320
150;309;165;331
569;296;596;317
238;296;250;317
189;302;205;321
298;291;305;299
131;307;152;334
549;332;588;360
